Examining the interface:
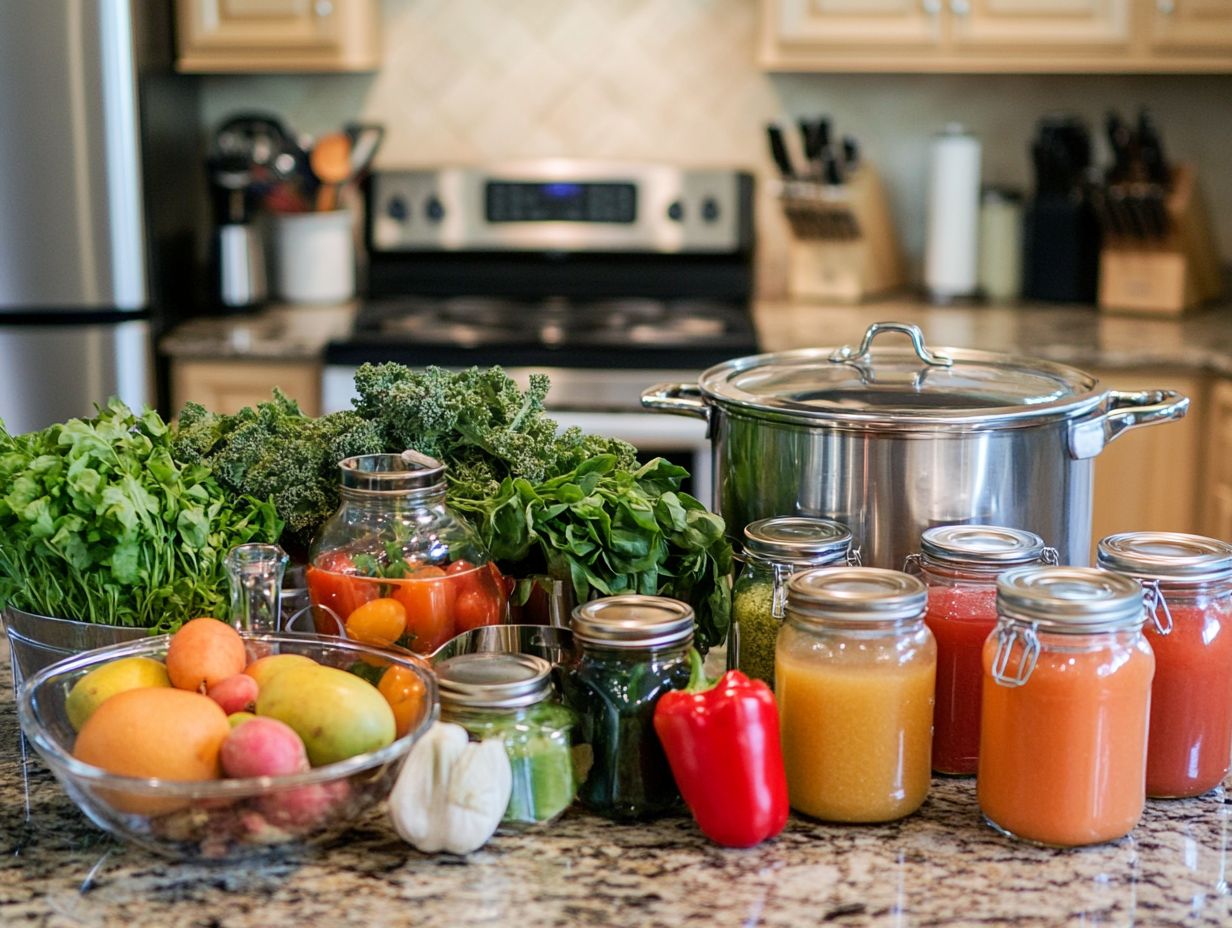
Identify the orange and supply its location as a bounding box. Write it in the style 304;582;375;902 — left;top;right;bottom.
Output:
73;687;230;814
166;617;246;693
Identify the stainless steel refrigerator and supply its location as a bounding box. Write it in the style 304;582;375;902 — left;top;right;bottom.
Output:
0;0;201;434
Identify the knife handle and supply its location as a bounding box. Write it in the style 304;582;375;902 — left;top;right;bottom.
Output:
767;124;795;180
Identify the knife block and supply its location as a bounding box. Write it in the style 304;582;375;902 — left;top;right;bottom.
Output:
1098;164;1223;316
783;165;905;303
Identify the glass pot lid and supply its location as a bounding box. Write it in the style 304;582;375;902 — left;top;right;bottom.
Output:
698;322;1101;429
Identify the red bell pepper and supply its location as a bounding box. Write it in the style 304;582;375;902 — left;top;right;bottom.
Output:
653;650;789;848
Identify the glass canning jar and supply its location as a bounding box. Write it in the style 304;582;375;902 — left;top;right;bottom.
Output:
904;524;1057;776
306;451;507;654
731;517;856;689
978;566;1154;847
776;567;935;823
1097;532;1232;798
437;652;579;828
561;595;694;822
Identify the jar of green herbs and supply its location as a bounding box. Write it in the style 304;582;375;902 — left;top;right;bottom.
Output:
436;652;579;828
731;517;857;689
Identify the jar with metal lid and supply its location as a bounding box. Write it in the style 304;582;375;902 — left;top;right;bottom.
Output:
731;516;857;689
776;567;935;823
978;566;1154;847
436;652;578;828
905;524;1057;775
306;451;507;654
1097;532;1232;799
561;595;694;821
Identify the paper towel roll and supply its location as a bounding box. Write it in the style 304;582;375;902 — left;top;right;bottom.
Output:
924;125;982;302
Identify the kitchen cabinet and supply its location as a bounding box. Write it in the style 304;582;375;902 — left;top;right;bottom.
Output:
1204;378;1232;540
761;0;1232;71
1089;369;1207;555
171;359;321;417
175;0;380;73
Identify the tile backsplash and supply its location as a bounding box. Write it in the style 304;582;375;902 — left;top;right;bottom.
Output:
201;0;1232;297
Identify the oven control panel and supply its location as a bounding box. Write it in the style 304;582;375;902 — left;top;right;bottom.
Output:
369;162;751;253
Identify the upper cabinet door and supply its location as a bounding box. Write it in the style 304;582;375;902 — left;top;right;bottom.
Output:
949;0;1130;49
772;0;944;47
1148;0;1232;52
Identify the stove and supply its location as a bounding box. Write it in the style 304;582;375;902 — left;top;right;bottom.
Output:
322;161;759;503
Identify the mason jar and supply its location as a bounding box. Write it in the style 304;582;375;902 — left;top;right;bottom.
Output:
978;566;1155;847
731;517;857;689
561;595;694;821
776;567;935;823
306;451;507;654
904;524;1057;775
436;652;578;828
1097;532;1232;798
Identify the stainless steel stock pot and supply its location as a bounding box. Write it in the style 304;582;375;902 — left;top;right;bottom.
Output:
642;322;1188;568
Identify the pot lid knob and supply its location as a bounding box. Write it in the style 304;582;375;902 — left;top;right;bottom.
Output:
828;321;953;368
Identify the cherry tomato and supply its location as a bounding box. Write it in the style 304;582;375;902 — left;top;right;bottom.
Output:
392;566;455;653
344;597;407;648
378;665;428;738
454;567;505;631
306;554;378;633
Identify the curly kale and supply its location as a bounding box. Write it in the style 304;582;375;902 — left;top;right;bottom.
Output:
172;390;384;552
352;363;638;497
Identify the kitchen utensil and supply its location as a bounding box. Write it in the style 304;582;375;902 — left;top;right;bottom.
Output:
642;322;1188;569
977;186;1024;303
924;124;981;302
16;631;437;861
767;123;795;179
345;122;385;181
310;132;352;212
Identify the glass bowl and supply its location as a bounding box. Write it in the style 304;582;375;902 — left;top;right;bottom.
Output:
17;631;438;862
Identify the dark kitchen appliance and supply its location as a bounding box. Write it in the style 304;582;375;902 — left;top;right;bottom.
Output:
322;162;758;503
0;0;201;432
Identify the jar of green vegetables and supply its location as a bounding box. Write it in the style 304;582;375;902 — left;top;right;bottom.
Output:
436;652;579;828
562;595;694;821
731;517;856;688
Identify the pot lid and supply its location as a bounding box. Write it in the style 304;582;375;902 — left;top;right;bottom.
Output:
699;322;1100;429
996;566;1144;632
1096;532;1232;585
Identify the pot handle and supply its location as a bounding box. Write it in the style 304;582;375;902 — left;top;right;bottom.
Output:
641;383;712;425
829;321;954;368
1068;389;1189;460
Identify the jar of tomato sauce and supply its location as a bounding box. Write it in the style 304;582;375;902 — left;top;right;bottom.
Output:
306;451;508;653
776;567;935;823
905;525;1057;776
978;567;1154;847
1097;532;1232;799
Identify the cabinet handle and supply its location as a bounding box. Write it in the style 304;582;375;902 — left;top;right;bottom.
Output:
1157;0;1176;14
950;0;971;15
921;0;941;15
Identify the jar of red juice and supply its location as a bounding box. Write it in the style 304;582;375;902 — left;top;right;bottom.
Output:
1097;532;1232;798
905;525;1057;775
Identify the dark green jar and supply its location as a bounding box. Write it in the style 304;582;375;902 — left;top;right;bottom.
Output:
562;595;694;821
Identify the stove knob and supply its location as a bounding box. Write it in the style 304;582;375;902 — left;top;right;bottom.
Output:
425;196;446;222
666;200;685;222
386;196;409;222
701;197;721;223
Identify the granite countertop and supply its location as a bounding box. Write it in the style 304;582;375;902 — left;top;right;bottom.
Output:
158;296;1232;379
3;638;1230;928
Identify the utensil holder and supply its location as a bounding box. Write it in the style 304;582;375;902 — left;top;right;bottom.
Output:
782;165;904;303
1097;164;1223;316
273;209;356;304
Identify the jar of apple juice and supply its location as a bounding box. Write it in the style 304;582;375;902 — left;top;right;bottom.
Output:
904;525;1057;775
776;567;935;823
1097;532;1232;799
978;567;1154;847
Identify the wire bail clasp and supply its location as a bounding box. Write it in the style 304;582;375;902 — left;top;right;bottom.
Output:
1140;579;1174;635
991;622;1041;687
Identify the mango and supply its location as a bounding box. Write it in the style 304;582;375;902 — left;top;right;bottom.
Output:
227;711;258;729
65;657;171;732
244;653;316;691
255;664;395;767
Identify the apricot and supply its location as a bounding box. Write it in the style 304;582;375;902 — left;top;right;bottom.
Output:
73;687;230;814
166;617;246;693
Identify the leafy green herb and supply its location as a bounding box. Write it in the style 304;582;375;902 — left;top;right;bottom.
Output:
0;400;282;631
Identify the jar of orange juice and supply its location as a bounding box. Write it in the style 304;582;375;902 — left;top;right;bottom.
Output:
905;525;1057;776
1097;532;1232;799
776;567;935;823
978;566;1154;847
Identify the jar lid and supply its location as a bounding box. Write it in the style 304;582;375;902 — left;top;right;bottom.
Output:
744;517;852;564
571;595;694;650
435;652;553;709
1096;532;1232;585
996;566;1144;632
339;449;445;493
920;524;1051;569
787;567;927;623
